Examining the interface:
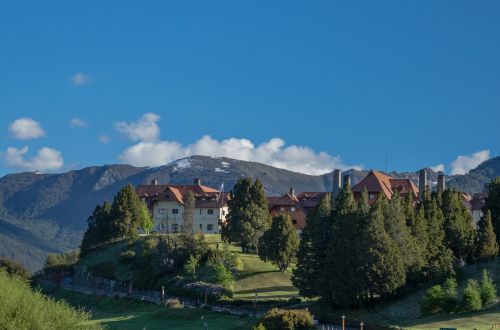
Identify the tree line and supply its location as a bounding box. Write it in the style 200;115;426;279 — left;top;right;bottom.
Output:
292;181;499;306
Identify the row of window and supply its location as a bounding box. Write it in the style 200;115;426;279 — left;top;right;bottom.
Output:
158;208;217;215
166;224;215;231
279;207;296;212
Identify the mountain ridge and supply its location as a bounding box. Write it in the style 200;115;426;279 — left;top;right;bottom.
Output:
1;155;499;271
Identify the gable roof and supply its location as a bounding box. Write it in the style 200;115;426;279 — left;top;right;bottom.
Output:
352;170;419;200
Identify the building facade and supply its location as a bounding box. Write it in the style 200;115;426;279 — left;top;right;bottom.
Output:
136;179;229;234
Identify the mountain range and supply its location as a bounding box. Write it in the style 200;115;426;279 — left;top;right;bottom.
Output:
1;155;499;271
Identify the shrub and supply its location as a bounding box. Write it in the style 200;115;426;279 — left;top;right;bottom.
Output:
462;279;482;312
174;280;233;301
0;258;30;280
182;255;198;279
120;250;136;263
259;308;314;330
164;298;183;309
442;278;458;313
480;269;497;306
197;262;234;289
421;285;445;315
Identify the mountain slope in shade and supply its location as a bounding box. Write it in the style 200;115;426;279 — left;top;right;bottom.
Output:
1;155;498;271
447;156;500;194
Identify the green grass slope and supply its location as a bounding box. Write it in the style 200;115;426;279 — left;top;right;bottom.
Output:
47;288;257;330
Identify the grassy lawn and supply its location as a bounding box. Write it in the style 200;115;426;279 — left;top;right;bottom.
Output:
205;234;299;301
46;288;257;330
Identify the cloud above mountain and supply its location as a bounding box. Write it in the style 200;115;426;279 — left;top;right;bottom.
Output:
9;117;46;140
450;149;490;175
3;146;64;172
117;113;360;174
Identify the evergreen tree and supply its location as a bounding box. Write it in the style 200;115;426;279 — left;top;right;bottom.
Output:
224;178;271;252
223;178;253;244
364;197;406;301
258;215;299;271
462;279;482;312
139;201;154;234
80;202;112;254
383;192;422;278
475;211;499;260
423;195;454;280
182;191;195;234
483;177;500;249
292;193;332;297
323;182;366;305
441;190;476;261
111;184;144;241
479;269;497;306
441;277;458;313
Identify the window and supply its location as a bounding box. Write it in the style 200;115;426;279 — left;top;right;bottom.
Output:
172;209;179;214
159;208;166;214
222;210;226;215
292;219;297;225
199;224;203;230
172;224;178;231
199;209;203;214
279;207;285;212
207;224;214;231
369;194;376;199
290;207;296;212
207;209;214;215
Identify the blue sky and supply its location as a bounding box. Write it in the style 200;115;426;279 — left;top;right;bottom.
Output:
0;1;499;176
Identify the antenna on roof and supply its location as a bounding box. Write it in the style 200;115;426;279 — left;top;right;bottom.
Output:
385;149;388;173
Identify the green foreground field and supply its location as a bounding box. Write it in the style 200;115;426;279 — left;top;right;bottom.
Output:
47;288;257;330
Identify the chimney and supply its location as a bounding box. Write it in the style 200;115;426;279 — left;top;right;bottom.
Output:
289;187;295;196
194;178;201;186
437;174;445;192
151;179;158;186
343;175;351;187
419;169;427;200
332;169;342;199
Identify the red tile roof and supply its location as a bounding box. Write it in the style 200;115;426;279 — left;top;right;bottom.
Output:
352;170;419;200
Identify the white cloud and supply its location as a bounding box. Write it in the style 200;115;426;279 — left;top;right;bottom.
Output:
430;164;445;173
450;150;490;175
115;113;160;142
9;117;46;140
98;135;110;144
70;73;92;86
3;146;64;172
69;118;88;127
116;114;359;174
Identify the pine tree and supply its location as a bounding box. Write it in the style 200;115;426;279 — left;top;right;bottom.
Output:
364;196;406;300
475;211;499;260
462;279;482;312
258;215;299;271
479;269;497;306
423;195;454;280
483;177;500;250
223;178;253;244
383;191;422;278
182;191;195;234
111;184;144;241
441;190;476;261
80;202;112;254
292;193;332;297
139;201;154;234
224;178;271;252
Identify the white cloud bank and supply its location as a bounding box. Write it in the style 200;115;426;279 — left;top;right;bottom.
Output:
70;73;92;86
3;146;64;172
450;150;490;175
9;117;46;140
69;118;88;127
117;113;359;175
